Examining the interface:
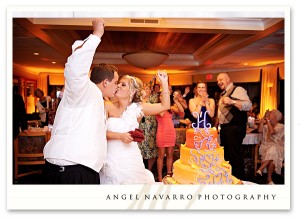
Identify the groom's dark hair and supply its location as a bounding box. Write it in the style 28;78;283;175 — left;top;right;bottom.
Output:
90;63;118;84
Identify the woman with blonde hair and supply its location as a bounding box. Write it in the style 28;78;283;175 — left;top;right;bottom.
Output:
100;71;170;184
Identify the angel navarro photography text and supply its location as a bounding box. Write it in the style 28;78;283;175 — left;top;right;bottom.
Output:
106;193;277;201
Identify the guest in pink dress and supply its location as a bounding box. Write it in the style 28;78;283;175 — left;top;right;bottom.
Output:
156;91;184;182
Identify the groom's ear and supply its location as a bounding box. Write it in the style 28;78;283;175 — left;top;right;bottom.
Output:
103;79;109;87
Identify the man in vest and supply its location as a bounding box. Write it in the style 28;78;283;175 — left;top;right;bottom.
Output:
217;73;252;180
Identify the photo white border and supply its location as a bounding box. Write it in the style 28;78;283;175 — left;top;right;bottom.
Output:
6;6;290;211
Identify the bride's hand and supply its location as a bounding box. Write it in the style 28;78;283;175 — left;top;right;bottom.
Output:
121;132;133;143
156;70;168;85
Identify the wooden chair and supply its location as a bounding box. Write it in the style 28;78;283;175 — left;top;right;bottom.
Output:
253;143;262;176
14;131;50;180
174;128;187;160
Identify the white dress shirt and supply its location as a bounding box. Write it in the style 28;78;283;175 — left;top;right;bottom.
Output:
43;34;107;172
35;96;51;122
218;82;252;119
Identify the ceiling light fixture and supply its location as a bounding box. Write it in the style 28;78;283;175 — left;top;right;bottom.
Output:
122;48;169;69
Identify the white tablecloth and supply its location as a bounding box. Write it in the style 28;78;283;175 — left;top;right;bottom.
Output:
217;133;261;145
242;133;261;145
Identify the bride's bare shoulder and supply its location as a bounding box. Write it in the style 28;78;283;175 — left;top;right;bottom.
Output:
104;101;118;111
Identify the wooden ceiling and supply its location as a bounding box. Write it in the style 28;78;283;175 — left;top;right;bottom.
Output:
12;16;284;78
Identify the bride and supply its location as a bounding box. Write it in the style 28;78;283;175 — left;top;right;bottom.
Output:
100;70;170;184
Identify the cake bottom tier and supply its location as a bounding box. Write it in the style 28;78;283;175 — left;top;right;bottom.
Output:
172;159;242;185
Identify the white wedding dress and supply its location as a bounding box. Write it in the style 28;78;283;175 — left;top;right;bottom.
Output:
100;103;155;184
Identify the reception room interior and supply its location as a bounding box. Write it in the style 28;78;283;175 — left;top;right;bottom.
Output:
11;12;286;184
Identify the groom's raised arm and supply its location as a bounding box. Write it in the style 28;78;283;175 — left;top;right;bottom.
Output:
64;19;105;106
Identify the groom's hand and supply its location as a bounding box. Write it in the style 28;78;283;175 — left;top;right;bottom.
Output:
92;18;105;39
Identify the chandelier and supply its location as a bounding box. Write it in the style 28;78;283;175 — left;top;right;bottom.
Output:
122;48;169;69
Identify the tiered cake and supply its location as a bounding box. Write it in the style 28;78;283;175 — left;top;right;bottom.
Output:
163;127;242;185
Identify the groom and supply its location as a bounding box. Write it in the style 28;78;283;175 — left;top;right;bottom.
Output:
42;19;119;184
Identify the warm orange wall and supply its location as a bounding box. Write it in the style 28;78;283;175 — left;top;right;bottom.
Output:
49;73;65;85
169;74;193;85
136;74;193;86
192;69;261;83
137;69;262;85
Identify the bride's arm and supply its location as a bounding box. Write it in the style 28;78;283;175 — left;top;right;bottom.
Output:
106;131;133;143
105;101;133;143
141;70;170;116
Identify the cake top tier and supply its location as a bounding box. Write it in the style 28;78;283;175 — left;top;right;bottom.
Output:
185;128;219;150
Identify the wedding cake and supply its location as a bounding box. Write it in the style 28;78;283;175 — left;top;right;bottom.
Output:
163;112;243;185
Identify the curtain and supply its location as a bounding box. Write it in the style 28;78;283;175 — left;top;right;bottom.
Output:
278;65;285;80
37;73;48;96
49;74;65;85
260;67;278;118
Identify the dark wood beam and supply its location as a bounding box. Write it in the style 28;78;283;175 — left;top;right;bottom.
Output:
194;20;284;66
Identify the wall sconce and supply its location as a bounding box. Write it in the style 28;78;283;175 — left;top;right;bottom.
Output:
267;82;273;88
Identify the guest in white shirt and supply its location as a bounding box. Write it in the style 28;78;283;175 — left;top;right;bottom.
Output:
34;88;51;127
43;18;119;184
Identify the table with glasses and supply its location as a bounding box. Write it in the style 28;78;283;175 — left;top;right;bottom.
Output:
242;133;261;145
217;132;261;145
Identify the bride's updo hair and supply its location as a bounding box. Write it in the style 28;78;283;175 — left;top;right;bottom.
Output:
122;75;144;103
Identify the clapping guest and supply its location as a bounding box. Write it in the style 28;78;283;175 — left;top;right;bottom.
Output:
182;85;192;100
181;85;194;126
256;109;284;185
171;89;186;127
176;89;188;110
153;83;161;93
189;81;215;128
217;73;252;180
